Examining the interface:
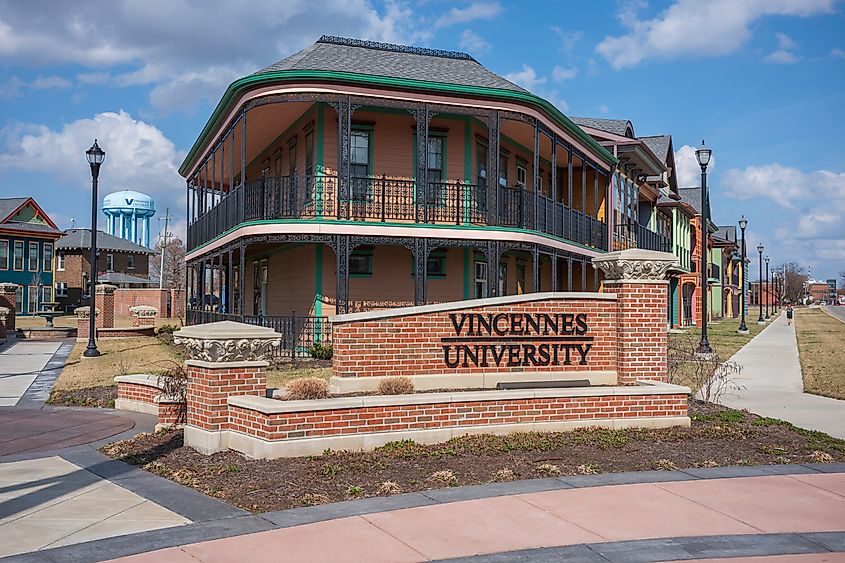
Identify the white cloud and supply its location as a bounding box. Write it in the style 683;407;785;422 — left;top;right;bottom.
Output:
458;29;490;55
596;104;610;114
0;75;25;99
30;75;72;90
596;0;834;69
831;48;845;59
435;2;502;28
763;49;801;64
552;65;577;82
551;28;583;53
0;0;424;114
775;32;797;50
674;144;716;188
504;64;546;90
0;111;186;228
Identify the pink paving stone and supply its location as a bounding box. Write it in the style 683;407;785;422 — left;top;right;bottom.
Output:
361;494;602;560
105;547;199;563
658;475;845;534
179;516;424;563
787;472;845;499
518;482;760;542
684;554;845;562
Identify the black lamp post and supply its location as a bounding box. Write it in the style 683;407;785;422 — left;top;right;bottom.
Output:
695;141;713;356
738;216;749;334
757;243;765;324
83;140;105;358
765;256;770;319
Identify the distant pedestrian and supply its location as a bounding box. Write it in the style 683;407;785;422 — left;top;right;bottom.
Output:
786;304;794;326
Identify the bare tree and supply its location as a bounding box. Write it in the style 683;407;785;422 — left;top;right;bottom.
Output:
775;262;807;304
149;237;186;290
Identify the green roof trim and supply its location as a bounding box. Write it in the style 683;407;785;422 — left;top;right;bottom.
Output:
179;69;618;176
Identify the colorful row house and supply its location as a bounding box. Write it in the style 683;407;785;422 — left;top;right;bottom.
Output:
0;197;63;315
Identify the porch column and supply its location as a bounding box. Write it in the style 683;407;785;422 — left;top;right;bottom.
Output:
337;97;351;220
487;110;500;225
531;246;539;293
238;244;246;317
227;249;233;315
581;256;587;290
581;156;587;243
550;253;558;291
414;104;430;224
567;146;573;240
413;238;429;306
550;135;557;234
335;235;350;315
567;255;573;291
486;241;499;298
532;120;539;230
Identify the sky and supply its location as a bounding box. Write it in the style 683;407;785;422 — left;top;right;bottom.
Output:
0;0;843;282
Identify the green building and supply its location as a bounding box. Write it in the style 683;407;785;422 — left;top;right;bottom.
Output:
0;197;63;315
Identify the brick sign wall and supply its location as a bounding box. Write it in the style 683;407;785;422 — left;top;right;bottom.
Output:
332;294;618;379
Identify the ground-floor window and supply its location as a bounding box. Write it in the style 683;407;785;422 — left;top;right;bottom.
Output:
349;249;373;277
474;261;487;298
56;282;67;298
427;252;446;277
516;262;526;294
42;285;52;305
27;285;38;314
499;263;508;296
15;286;22;313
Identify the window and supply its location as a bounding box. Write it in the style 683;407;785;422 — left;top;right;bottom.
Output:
427;253;446;277
516;164;527;188
27;285;38;314
474;261;487;298
476;141;488;188
499;263;508;296
14;241;23;270
56;251;64;271
305;127;314;177
349;249;372;276
15;286;22;313
273;150;282;177
426;136;445;204
0;240;7;270
28;242;38;271
127;255;135;269
516;263;526;295
42;285;52;305
350;129;371;201
42;243;52;272
106;253;114;271
499;153;509;187
288;139;297;176
56;282;67;298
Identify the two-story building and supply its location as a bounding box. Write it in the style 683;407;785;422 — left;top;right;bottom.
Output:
182;36;618;337
0;197;63;315
713;226;739;319
54;228;156;311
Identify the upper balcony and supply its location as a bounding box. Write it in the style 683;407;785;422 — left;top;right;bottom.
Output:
612;222;670;253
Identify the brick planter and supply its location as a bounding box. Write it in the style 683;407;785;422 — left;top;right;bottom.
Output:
115;374;185;431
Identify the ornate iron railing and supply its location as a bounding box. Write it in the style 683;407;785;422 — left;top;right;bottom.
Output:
185;309;331;359
188;174;609;252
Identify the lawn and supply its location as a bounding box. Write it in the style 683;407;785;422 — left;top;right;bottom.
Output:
102;401;844;513
266;363;331;389
16;315;179;329
795;308;845;400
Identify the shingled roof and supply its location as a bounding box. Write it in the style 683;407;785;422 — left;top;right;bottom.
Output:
56;229;156;254
640;135;671;164
257;36;527;94
0;197;28;220
570;117;634;138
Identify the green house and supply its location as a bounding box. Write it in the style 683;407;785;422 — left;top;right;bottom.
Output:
0;197;63;315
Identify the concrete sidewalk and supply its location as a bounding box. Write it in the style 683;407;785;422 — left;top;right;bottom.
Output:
720;313;845;439
106;472;845;563
0;339;71;407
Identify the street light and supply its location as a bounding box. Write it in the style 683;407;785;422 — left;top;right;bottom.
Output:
757;243;765;324
765;256;770;319
83;140;105;358
738;216;749;334
695;140;713;356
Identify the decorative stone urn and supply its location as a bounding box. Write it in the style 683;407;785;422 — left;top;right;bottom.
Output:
129;305;158;327
174;320;281;454
593;248;678;385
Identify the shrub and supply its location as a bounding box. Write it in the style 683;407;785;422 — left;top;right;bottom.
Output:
377;481;402;495
376;377;414;396
310;342;333;360
536;463;561;476
157;324;179;335
577;463;599;475
654;458;678;471
810;450;834;463
430;470;458;487
286;377;329;400
346;484;363;496
492;468;515;482
302;493;331;506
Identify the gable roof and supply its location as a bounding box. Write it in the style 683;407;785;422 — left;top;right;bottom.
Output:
570;117;634;138
0;198;28;221
678;187;703;215
640;135;671;163
0;196;62;237
715;225;737;244
257;36;527;94
56;229;156;254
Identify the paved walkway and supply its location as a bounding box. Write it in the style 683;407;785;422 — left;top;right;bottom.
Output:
105;471;845;563
824;305;845;323
0;340;71;407
719;313;845;439
0;408;134;457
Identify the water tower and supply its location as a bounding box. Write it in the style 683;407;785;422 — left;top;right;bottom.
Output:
102;190;156;248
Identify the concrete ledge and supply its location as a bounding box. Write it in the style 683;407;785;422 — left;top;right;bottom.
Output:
185;359;269;369
328;370;618;394
114;398;158;416
230;381;691;415
226;416;691;459
115;374;164;388
330;291;617;324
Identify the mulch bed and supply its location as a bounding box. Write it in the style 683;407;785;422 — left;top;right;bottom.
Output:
100;400;845;513
48;385;117;408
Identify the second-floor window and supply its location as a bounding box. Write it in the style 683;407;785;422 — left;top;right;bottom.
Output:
516;164;527;189
43;243;52;272
14;241;23;270
106;253;114;271
350;129;370;201
56;282;67;297
474;261;487;298
127;255;134;269
0;240;8;270
56;251;64;271
426;136;444;204
28;242;38;271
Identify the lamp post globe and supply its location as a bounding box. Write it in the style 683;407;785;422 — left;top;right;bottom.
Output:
756;243;765;324
695;141;714;356
737;216;749;334
83;140;105;358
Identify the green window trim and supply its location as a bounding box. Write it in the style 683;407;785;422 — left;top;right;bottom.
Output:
350;127;374;202
349;248;373;277
410;250;447;278
0;239;8;270
412;131;448;207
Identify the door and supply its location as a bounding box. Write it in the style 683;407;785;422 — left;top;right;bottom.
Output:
682;283;694;327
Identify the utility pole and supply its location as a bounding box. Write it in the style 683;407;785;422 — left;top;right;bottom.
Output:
158;208;173;289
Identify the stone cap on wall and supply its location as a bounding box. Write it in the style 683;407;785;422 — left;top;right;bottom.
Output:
0;283;19;293
331;291;617;324
129;305;159;317
592;249;678;281
95;284;118;294
174;320;281;363
75;306;100;318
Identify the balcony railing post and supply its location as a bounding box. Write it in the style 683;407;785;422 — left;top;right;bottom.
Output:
380;174;386;222
455;179;461;225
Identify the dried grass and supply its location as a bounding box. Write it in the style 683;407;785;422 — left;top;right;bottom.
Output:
285;377;330;400
376;377;414;396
